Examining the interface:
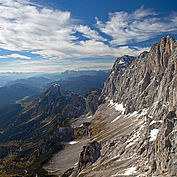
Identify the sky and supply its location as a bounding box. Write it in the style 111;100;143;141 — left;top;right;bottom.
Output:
0;0;177;73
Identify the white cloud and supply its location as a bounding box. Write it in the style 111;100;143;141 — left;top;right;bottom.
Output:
0;0;75;56
0;53;30;59
75;25;106;41
0;0;151;61
96;6;177;45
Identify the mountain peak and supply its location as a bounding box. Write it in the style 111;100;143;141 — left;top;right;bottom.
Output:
148;35;176;69
112;55;135;72
45;83;61;97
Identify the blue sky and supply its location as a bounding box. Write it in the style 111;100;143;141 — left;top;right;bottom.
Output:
0;0;177;73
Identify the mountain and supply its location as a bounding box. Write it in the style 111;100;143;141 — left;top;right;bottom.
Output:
0;36;176;177
71;36;177;176
0;76;54;105
0;84;89;176
42;70;110;81
7;76;53;89
0;71;108;105
0;72;43;87
0;83;41;105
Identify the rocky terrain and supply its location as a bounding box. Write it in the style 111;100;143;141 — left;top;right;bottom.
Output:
66;36;176;177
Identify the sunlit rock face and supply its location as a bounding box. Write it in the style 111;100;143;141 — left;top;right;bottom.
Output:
73;36;177;176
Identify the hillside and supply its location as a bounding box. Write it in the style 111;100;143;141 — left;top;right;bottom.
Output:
0;83;41;105
0;84;88;176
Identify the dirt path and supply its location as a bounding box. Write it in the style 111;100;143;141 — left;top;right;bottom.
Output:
43;138;89;176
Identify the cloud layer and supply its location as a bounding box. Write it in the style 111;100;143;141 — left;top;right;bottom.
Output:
96;6;177;45
0;53;30;59
0;0;150;60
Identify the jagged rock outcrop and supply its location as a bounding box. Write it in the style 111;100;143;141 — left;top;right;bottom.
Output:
86;91;100;115
76;141;101;174
62;94;86;119
100;36;176;114
33;83;73;115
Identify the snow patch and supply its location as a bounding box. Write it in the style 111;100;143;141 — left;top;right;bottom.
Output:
123;167;137;175
148;115;153;118
109;100;125;114
149;120;163;126
111;115;121;123
149;129;159;141
115;103;125;114
126;134;139;148
79;124;83;127
119;59;125;64
125;121;145;148
111;166;137;176
109;99;114;106
139;109;148;116
127;111;138;118
126;130;140;148
69;141;79;145
87;116;92;119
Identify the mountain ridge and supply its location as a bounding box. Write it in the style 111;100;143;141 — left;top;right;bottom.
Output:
72;36;177;176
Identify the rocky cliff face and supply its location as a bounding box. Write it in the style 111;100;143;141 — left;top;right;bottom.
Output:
100;36;176;114
100;55;135;103
86;91;100;115
100;36;177;175
73;36;177;176
76;141;101;174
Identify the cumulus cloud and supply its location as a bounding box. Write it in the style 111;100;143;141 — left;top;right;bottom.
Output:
96;6;177;45
0;53;30;59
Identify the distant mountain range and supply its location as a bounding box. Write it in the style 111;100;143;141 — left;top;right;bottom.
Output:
0;83;41;105
0;70;109;105
56;71;109;94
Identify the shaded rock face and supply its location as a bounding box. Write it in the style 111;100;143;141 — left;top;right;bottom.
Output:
99;36;177;176
59;127;74;142
86;91;100;115
62;94;86;119
99;55;135;103
26;84;73;116
77;141;101;173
